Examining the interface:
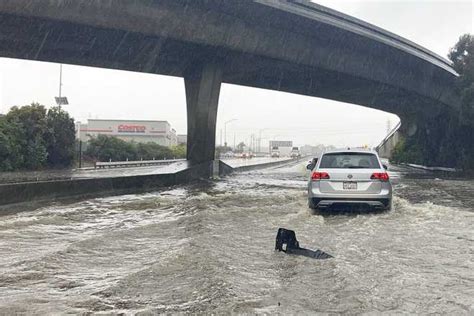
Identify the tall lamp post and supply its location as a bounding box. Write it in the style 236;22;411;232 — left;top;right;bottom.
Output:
55;64;69;108
224;119;237;148
258;128;269;153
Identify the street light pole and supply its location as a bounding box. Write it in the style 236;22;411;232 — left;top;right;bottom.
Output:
58;64;63;110
220;129;223;146
55;64;69;108
59;64;62;100
258;128;269;153
224;119;237;147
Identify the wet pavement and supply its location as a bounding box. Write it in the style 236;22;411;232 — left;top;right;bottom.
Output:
0;161;472;314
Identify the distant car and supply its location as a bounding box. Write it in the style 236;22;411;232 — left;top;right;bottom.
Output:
270;146;280;158
221;151;234;158
240;152;254;158
290;147;301;159
307;149;392;211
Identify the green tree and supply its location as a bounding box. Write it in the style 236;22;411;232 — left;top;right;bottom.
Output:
391;137;424;165
5;103;48;170
448;34;474;169
0;103;77;171
0;117;24;171
85;135;136;162
45;106;76;167
449;34;474;97
85;135;182;162
136;142;173;160
170;144;186;158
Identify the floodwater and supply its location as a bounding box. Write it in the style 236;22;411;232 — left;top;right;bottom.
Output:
0;162;472;314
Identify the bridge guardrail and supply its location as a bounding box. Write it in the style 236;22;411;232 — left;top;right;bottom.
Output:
94;159;185;169
405;163;458;173
374;120;402;152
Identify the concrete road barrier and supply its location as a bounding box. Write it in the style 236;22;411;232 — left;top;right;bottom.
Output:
0;158;297;208
95;159;185;169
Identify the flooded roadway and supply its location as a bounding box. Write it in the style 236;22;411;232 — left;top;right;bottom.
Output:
0;162;473;314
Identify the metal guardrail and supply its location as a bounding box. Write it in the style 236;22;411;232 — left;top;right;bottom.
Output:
374;120;402;152
405;163;458;173
94;159;185;169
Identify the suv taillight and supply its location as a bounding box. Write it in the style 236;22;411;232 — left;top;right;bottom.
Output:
311;172;330;180
371;172;389;182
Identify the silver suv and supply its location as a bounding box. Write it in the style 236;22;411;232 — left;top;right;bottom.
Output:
307;149;392;211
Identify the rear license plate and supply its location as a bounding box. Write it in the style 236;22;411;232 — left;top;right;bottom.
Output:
343;182;357;190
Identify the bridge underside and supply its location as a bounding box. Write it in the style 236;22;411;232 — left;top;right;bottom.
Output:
0;13;441;114
0;0;460;168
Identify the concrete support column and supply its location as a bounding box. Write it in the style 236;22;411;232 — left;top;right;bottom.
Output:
184;62;223;165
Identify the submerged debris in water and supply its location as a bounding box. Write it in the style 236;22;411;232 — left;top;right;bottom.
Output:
275;227;333;259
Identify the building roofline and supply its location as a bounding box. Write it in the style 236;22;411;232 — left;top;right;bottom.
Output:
88;119;170;123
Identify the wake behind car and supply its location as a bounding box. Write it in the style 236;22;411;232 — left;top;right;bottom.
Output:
307;149;392;211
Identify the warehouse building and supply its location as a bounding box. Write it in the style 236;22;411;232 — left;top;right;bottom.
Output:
79;119;178;147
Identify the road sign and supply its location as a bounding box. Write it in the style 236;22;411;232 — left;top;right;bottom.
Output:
269;140;293;147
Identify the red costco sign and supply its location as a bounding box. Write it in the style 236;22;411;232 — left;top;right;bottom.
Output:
118;125;146;133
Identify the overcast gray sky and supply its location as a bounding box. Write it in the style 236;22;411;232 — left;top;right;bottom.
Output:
0;0;472;147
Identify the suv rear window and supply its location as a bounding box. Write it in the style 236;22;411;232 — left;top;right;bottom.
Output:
319;152;381;169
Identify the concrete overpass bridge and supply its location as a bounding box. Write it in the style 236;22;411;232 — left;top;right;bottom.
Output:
0;0;460;171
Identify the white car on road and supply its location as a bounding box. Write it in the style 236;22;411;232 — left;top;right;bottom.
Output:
307;149;392;211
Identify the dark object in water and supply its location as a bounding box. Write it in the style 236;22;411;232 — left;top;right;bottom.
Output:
275;228;333;259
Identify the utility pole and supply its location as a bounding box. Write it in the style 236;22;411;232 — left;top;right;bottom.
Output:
220;129;223;146
55;64;69;108
233;133;236;150
224;119;237;147
258;128;268;153
78;140;82;168
59;64;62;101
